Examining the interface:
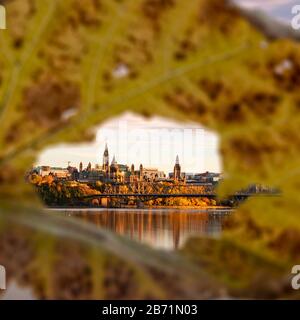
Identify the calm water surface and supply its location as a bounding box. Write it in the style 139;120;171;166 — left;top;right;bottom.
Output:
53;208;232;250
0;208;232;301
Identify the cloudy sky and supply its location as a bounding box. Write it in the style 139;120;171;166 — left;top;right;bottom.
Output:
235;0;298;22
37;113;221;174
37;1;297;174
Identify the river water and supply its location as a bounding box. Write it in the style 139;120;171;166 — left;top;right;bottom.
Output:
53;208;232;250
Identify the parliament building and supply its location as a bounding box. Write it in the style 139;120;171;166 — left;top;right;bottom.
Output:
77;144;182;184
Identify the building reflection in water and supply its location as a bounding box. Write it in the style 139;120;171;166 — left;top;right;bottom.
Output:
60;209;230;250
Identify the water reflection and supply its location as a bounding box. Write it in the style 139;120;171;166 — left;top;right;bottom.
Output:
54;209;231;250
0;209;229;300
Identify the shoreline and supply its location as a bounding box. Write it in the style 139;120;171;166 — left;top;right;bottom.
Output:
46;205;232;210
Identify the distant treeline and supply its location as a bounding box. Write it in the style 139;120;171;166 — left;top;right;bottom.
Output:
28;174;222;207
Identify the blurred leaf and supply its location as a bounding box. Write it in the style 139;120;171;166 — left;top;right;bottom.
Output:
0;0;300;298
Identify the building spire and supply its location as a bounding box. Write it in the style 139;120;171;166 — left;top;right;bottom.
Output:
103;143;109;157
174;155;181;181
103;143;109;172
111;155;117;165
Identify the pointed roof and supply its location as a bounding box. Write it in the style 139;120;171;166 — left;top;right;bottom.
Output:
111;155;117;165
176;155;180;165
103;143;109;156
